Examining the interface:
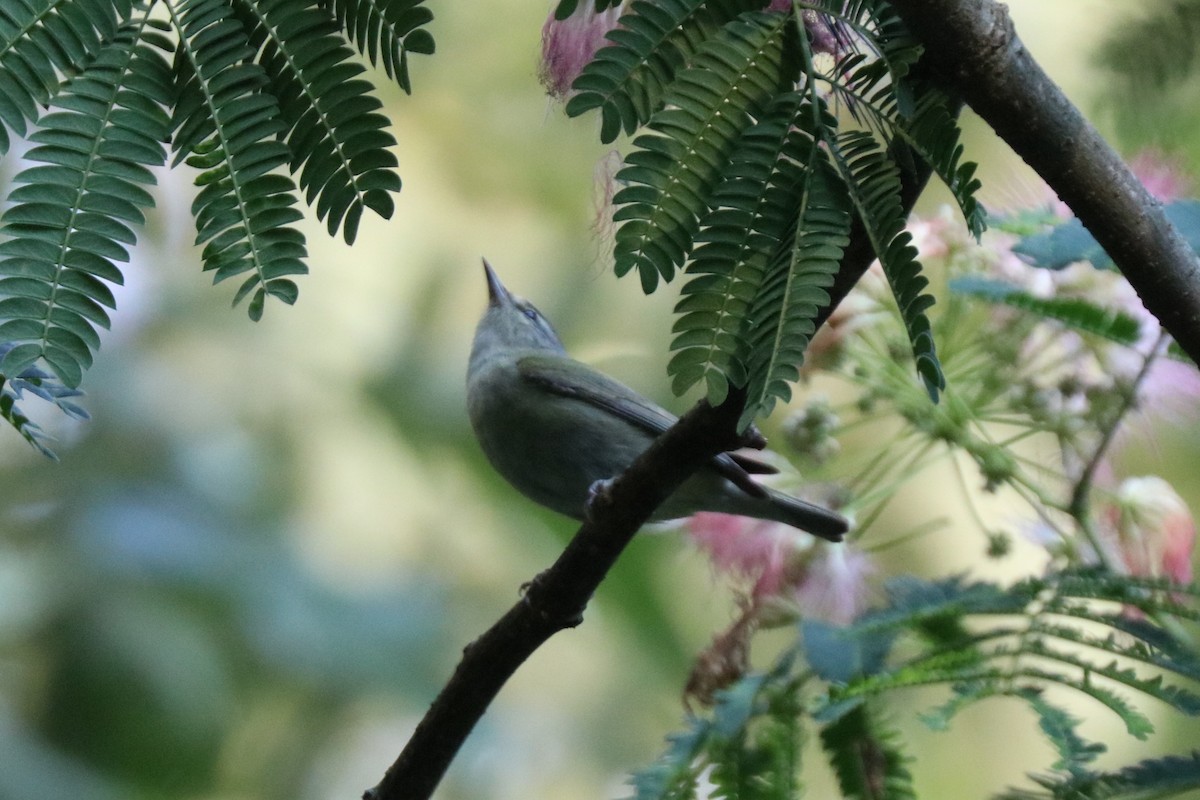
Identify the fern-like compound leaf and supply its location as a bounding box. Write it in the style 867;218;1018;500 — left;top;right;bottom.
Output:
668;91;818;405
316;0;434;92
815;0;921;93
0;345;89;459
739;146;852;431
828;129;945;401
566;0;764;143
951;276;1142;346
900;88;986;238
234;0;402;244
0;17;172;387
1003;752;1200;800
612;10;792;293
169;0;306;321
819;704;917;800
0;0;136;155
1017;689;1108;771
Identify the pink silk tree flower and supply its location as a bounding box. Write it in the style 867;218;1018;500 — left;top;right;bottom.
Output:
1110;476;1196;583
788;543;878;625
687;512;874;623
539;2;624;100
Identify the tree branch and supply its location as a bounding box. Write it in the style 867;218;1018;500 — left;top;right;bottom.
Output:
365;29;949;800
364;393;751;800
887;0;1200;364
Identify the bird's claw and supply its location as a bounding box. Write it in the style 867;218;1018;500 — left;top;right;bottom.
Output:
585;477;615;522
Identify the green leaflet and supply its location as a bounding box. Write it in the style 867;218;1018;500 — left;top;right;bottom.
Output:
0;0;136;155
566;0;766;143
168;0;308;322
565;0;978;424
810;570;1200;773
738;151;851;431
819;704;916;800
0;345;89;459
628;669;802;800
0;18;171;387
998;752;1200;800
0;0;432;447
828;130;945;401
669;92;822;405
317;0;435;90
611;11;794;293
630;568;1199;800
232;0;402;244
951;276;1143;346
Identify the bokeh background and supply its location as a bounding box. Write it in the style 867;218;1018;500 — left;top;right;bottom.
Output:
1;1;1198;798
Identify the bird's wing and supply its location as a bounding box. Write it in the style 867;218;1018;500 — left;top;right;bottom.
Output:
516;354;678;436
516;354;772;498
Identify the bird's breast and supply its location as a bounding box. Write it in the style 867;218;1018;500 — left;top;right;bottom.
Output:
467;361;650;519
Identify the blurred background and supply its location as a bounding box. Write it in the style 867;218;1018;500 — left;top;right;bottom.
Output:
1;1;1197;798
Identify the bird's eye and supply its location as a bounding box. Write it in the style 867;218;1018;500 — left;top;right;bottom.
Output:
522;307;539;323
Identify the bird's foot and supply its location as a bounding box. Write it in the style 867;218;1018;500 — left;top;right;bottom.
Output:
585;477;615;522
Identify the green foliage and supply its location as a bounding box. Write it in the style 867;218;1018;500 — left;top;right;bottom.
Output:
0;0;136;156
565;0;766;144
814;571;1200;768
568;0;980;423
169;0;307;323
999;752;1200;799
828;129;944;401
319;0;435;90
819;704;916;800
737;149;851;428
0;18;171;388
0;0;433;452
666;92;853;422
629;668;804;800
1010;200;1200;272
609;10;794;294
951;277;1143;348
0;344;88;458
232;0;404;243
635;569;1200;799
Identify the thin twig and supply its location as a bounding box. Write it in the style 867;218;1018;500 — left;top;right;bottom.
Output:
1067;330;1170;568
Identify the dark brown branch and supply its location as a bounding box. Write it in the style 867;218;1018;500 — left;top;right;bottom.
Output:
888;0;1200;364
364;393;751;800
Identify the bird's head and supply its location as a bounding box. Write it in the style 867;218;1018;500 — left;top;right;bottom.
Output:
474;259;567;354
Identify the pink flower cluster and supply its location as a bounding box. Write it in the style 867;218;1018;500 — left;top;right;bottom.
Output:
687;512;875;625
1105;476;1195;584
539;2;624;100
683;512;874;705
539;2;849;100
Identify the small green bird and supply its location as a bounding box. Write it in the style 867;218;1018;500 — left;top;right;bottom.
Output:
467;261;847;542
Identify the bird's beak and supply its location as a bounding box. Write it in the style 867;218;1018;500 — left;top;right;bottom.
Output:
482;258;511;307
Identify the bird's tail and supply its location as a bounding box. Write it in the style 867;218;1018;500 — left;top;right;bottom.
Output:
759;488;848;542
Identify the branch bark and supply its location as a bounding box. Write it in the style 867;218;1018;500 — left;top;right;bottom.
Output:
888;0;1200;364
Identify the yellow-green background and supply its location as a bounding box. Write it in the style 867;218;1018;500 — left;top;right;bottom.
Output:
1;2;1198;798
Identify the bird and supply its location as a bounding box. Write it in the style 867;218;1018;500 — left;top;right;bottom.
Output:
466;260;848;542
